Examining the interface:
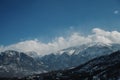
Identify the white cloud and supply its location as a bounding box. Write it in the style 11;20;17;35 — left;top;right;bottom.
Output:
1;28;120;55
114;10;119;14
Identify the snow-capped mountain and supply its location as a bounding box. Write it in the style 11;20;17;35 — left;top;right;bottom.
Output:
40;43;120;71
0;43;120;78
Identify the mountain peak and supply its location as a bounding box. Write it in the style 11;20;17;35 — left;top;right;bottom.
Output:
87;42;112;47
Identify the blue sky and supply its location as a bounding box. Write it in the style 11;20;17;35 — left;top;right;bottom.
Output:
0;0;120;45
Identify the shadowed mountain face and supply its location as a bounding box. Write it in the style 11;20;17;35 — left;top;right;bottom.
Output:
17;51;120;80
0;50;44;77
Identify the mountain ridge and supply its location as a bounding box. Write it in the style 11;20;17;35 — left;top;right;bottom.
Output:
20;50;120;80
0;50;45;77
0;43;120;78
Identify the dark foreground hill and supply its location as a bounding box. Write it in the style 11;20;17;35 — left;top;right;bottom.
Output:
2;50;120;80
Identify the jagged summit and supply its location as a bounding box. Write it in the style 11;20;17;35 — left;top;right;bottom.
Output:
52;42;113;56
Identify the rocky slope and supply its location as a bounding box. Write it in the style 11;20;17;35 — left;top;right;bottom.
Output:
0;50;44;77
39;43;119;71
0;43;120;78
20;50;120;80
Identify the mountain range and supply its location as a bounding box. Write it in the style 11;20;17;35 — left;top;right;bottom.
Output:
0;43;120;79
21;50;120;80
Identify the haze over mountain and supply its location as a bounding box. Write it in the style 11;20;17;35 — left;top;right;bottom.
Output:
1;28;120;56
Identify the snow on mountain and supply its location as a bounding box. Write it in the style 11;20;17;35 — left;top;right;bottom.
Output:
39;42;120;71
24;51;120;80
26;51;39;58
54;42;112;56
0;50;45;77
0;42;120;78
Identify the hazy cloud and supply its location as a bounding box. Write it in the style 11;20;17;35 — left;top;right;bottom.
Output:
114;10;119;14
0;28;120;55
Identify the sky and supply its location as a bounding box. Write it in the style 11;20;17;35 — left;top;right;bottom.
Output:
0;0;120;48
